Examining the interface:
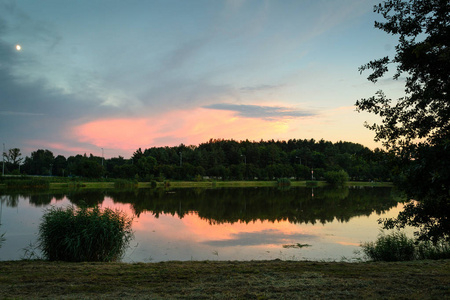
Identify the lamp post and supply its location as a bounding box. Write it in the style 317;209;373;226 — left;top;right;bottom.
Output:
101;148;104;167
241;154;246;165
2;143;5;176
179;152;182;167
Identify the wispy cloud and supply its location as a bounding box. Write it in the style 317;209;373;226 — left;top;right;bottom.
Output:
240;84;283;92
204;103;315;120
202;229;316;247
0;111;45;116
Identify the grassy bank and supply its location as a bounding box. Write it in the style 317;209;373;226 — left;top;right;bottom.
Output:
1;178;393;190
0;260;448;299
44;180;391;189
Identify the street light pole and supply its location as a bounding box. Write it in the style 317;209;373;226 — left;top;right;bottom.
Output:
2;143;5;176
241;154;246;165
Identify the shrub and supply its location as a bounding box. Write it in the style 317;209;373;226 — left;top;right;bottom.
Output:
324;170;349;186
277;178;291;187
416;241;450;260
361;231;450;261
361;232;416;261
114;179;138;189
38;205;133;262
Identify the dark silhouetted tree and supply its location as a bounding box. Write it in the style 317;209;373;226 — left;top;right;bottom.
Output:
357;0;450;242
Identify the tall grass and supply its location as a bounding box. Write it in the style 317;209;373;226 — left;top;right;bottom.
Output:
38;205;134;262
5;178;50;189
416;241;450;260
114;179;138;189
361;232;415;261
361;231;450;261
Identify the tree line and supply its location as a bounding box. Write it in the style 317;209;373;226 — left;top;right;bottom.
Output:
2;138;394;181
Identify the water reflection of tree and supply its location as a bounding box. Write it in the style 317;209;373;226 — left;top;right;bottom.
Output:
105;187;399;225
0;194;20;207
0;191;80;207
1;187;400;225
65;190;106;207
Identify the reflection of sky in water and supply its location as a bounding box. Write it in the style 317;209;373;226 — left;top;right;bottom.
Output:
0;193;410;262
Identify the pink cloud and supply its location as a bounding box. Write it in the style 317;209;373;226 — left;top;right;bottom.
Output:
73;108;293;153
25;140;91;156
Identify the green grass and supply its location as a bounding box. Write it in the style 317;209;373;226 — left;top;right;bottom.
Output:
38;205;134;262
4;178;50;189
1;178;393;190
0;260;449;299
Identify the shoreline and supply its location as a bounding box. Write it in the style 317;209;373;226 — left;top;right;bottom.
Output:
0;179;394;190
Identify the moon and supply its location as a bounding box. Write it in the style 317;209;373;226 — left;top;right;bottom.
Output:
15;44;22;51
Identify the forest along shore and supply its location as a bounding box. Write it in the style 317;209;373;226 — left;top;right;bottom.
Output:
1;260;449;299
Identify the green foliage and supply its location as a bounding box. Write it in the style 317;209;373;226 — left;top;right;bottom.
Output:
38;205;133;262
114;179;138;189
416;240;450;260
356;0;450;244
324;170;349;186
22;149;55;175
356;0;449;149
17;139;393;183
361;232;416;261
361;231;450;262
306;180;318;187
277;178;291;187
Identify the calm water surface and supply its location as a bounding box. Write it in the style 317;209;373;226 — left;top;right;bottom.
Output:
0;186;406;262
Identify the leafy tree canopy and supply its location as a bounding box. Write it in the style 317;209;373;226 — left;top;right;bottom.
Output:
356;0;449;150
357;0;450;243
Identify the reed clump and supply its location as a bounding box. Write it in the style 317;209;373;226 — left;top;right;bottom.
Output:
114;179;138;189
38;205;133;262
361;231;450;261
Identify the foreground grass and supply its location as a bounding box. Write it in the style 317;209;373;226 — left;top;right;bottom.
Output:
0;260;448;299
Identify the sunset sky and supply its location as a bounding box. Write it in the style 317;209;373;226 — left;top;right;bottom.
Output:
0;0;405;158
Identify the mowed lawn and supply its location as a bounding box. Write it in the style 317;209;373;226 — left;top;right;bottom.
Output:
1;260;449;299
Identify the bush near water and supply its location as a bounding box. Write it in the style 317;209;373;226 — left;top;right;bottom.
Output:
361;232;450;262
38;205;133;262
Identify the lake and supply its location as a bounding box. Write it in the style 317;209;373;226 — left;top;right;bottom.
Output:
0;186;406;262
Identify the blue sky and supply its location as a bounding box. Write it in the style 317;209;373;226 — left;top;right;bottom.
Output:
0;0;404;158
